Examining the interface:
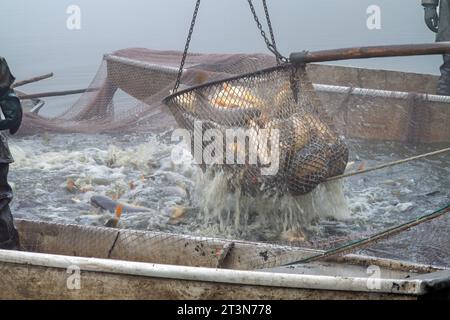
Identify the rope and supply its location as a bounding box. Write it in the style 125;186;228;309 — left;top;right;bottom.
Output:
326;147;450;182
284;203;450;265
282;147;450;265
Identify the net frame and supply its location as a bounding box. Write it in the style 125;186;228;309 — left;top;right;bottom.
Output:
163;62;349;197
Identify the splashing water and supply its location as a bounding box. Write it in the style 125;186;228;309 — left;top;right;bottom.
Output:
7;132;450;261
194;169;350;241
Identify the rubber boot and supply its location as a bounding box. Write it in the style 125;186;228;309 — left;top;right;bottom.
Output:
0;164;20;250
437;54;450;96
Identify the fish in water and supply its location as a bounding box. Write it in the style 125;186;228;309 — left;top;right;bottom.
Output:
278;229;307;243
105;204;123;228
357;162;366;172
66;178;78;193
167;205;194;225
90;195;151;213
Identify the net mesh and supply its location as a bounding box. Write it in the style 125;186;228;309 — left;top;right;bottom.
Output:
164;63;349;196
19;49;277;135
12;48;450;271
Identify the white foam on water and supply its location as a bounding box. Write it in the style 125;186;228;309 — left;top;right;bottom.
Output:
193;169;350;240
8;134;194;224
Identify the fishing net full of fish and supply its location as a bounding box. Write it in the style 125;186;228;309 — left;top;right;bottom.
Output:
21;48;348;197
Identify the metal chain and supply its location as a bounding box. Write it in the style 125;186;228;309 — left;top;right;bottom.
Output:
247;0;288;64
262;0;281;64
173;0;201;93
174;0;285;93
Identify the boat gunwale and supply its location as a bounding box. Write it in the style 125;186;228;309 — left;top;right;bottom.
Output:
106;53;450;105
104;54;180;73
0;248;436;296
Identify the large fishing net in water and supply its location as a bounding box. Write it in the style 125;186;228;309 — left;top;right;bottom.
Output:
20;49;281;135
15;48;450;270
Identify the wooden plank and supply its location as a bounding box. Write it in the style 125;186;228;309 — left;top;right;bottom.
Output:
308;64;438;94
291;43;450;64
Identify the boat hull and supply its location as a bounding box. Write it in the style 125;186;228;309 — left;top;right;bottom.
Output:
0;255;417;300
0;219;448;300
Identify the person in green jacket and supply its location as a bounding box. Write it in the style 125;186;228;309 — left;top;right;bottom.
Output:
423;0;450;95
0;57;22;250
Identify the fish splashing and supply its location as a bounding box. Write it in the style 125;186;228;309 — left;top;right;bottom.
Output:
193;169;350;241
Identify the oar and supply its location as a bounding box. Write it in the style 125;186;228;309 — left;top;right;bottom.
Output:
12;73;54;89
17;88;99;100
290;42;450;64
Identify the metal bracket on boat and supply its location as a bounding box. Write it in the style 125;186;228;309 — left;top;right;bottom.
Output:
289;51;309;66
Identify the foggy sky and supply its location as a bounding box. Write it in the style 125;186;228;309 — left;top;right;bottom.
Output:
0;0;441;84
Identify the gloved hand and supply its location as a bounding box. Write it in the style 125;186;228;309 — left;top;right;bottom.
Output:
0;90;23;135
424;4;439;33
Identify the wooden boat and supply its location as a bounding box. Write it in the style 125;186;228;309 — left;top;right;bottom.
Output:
307;64;450;144
1;52;449;300
0;219;449;300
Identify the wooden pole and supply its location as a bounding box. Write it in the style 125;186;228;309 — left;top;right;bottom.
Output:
12;73;54;88
18;88;99;100
290;42;450;64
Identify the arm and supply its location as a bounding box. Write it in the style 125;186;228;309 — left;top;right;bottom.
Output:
0;90;23;134
0;57;15;89
0;58;21;134
422;0;440;33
